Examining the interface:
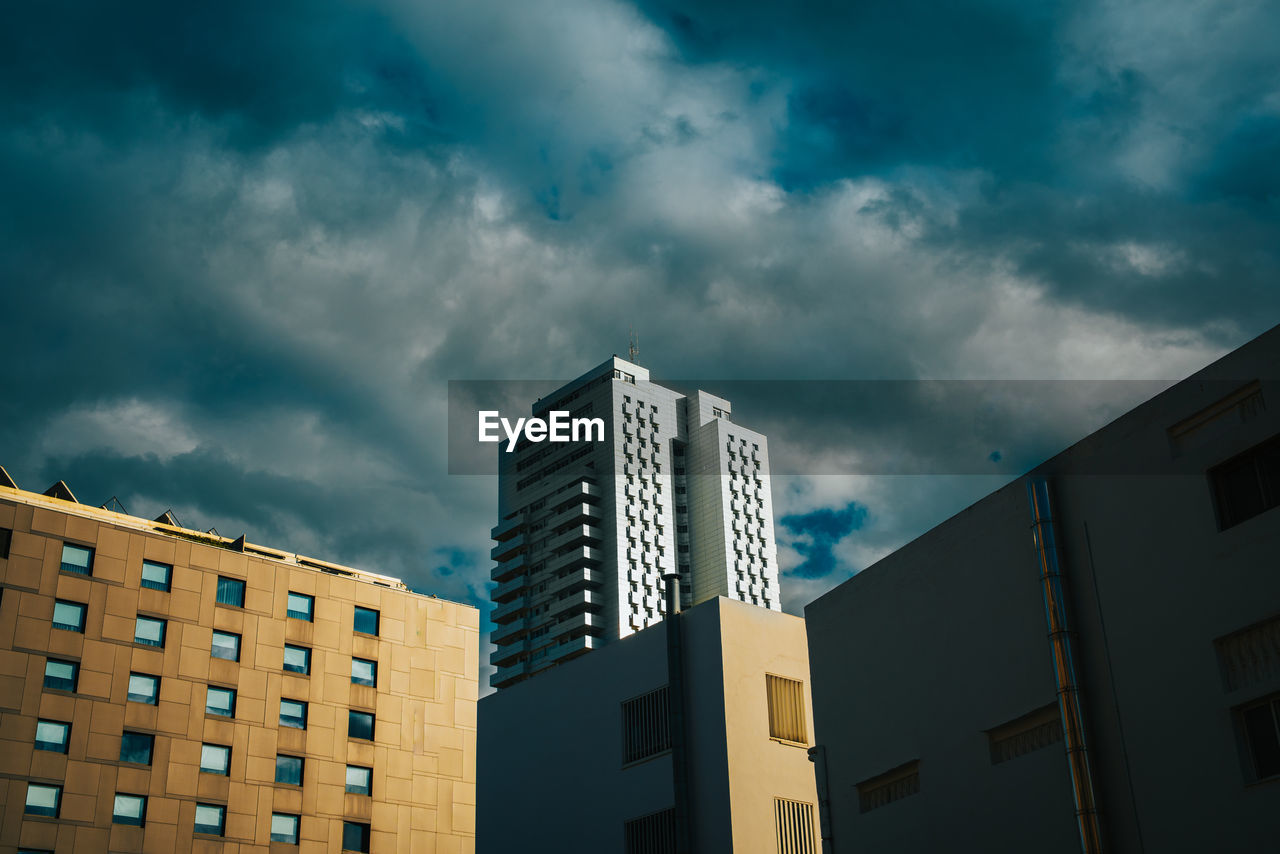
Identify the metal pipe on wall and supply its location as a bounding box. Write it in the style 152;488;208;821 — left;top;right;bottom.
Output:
1027;477;1104;854
663;572;693;853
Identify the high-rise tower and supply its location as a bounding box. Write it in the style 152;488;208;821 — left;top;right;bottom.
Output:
489;356;780;690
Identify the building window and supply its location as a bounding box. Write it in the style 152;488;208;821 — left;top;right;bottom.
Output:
283;644;311;675
351;658;376;687
1211;433;1280;529
988;704;1063;764
34;720;70;753
280;698;308;729
128;673;160;704
140;560;172;591
216;576;245;607
60;543;93;576
113;793;146;827
1240;693;1280;781
271;813;301;844
25;783;61;818
275;754;304;785
348;710;374;741
120;732;154;765
206;686;236;718
774;798;816;854
52;600;86;632
287;591;314;621
857;760;921;813
0;527;10;559
346;764;372;796
43;659;78;692
624;808;675;854
134;616;167;648
194;803;226;836
342;821;371;853
766;674;807;745
622;685;671;764
354;606;379;636
211;630;241;662
200;744;231;775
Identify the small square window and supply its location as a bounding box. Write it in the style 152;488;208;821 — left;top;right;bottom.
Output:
351;658;376;687
200;744;231;775
52;600;86;632
271;813;300;844
1241;694;1280;780
134;616;167;648
353;606;379;636
34;720;70;754
283;644;311;675
275;754;304;785
128;673;160;705
345;765;372;796
342;821;371;853
280;699;308;729
287;592;314;621
60;543;93;576
211;630;241;662
43;659;78;692
120;732;154;765
140;560;172;591
206;686;236;718
216;576;245;607
25;783;61;817
348;710;375;741
194;803;226;836
112;793;146;826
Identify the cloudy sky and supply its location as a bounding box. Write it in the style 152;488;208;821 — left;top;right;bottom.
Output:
2;0;1277;684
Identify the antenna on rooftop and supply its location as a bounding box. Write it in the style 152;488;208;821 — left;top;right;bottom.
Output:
627;327;640;363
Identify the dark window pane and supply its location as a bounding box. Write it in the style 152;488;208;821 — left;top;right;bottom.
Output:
216;576;245;607
43;659;78;692
348;710;374;741
211;631;241;662
287;592;314;621
342;821;371;852
60;543;92;575
34;720;70;753
1244;701;1280;779
354;606;379;636
0;527;10;559
141;560;172;591
120;732;154;765
275;755;304;785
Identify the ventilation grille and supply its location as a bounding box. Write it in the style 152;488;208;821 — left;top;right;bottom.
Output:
766;674;806;744
1217;614;1280;692
857;761;920;813
622;686;670;764
988;703;1063;764
624;807;674;854
774;798;816;854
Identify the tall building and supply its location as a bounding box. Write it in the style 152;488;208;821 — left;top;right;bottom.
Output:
0;474;478;854
804;324;1280;853
489;356;780;690
478;596;819;853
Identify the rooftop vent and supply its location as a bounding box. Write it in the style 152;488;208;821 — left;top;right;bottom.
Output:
43;481;78;503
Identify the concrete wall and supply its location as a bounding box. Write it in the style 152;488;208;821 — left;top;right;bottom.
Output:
806;325;1280;853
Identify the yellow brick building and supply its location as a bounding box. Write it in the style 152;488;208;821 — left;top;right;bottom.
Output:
0;475;477;853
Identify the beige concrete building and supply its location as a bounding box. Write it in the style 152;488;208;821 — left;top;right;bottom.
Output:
0;477;478;853
477;595;819;853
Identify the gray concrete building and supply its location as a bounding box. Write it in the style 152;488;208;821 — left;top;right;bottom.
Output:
805;324;1280;853
478;595;818;853
490;357;780;690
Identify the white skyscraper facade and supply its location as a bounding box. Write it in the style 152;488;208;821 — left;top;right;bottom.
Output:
489;356;781;690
